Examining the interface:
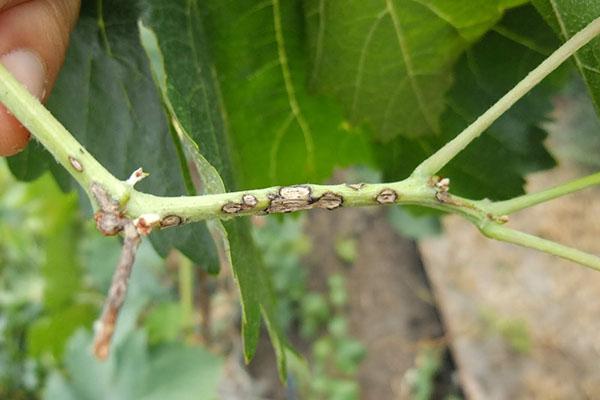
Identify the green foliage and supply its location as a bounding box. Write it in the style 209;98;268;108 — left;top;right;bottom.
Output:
0;161;225;398
403;345;445;400
379;6;561;200
8;0;221;273
252;216;311;331
305;0;526;140
253;218;366;399
334;237;359;264
44;330;223;400
480;308;532;354
143;302;185;345
0;165;95;382
200;0;373;188
303;273;366;400
141;1;290;373
550;76;600;168
533;0;600;114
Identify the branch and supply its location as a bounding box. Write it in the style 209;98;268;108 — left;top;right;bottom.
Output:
480;223;600;271
90;183;141;359
0;63;128;202
412;15;600;177
93;222;141;359
489;171;600;215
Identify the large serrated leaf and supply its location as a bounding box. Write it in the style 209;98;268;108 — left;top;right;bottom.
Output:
139;1;287;377
6;0;220;272
532;0;600;116
378;6;561;200
199;0;373;188
304;0;526;141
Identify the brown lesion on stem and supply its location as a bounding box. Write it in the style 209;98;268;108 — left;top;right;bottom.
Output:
430;177;509;224
90;183;142;360
487;213;510;224
91;184;126;236
222;185;344;215
160;214;183;228
267;185;342;213
376;188;397;204
433;177;459;205
221;193;261;214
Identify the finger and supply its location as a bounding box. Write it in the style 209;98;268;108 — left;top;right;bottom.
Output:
0;0;80;156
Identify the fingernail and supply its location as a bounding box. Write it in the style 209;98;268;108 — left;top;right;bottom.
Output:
0;49;46;99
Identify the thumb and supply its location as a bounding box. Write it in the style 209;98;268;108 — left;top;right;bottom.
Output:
0;0;80;156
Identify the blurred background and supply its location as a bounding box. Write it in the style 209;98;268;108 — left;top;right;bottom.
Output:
2;75;600;400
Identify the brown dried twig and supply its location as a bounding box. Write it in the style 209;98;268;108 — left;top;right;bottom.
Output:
90;183;141;360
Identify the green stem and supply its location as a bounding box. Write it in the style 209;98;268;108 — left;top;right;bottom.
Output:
481;223;600;271
1;20;600;273
490;171;600;215
413;15;600;178
127;180;439;222
0;63;127;202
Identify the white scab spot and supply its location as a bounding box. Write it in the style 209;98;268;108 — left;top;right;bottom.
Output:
267;186;312;213
222;202;243;214
242;194;258;207
279;185;311;200
69;156;83;172
376;189;397;204
435;177;450;192
126;167;149;186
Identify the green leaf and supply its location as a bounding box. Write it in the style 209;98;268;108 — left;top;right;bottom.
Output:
140;1;288;376
19;172;97;360
378;6;561;200
40;187;81;312
198;0;373;188
44;330;223;400
6;141;70;190
27;304;96;359
532;0;600;115
304;0;525;141
144;302;184;345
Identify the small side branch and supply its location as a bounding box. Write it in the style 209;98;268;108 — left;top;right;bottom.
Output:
93;223;140;359
489;171;600;215
413;16;600;177
480;223;600;271
90;183;142;359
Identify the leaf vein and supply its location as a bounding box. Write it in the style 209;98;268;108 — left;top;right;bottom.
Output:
271;0;315;175
385;0;439;133
351;9;388;115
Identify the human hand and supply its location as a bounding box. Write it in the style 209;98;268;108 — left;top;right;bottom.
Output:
0;0;80;156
